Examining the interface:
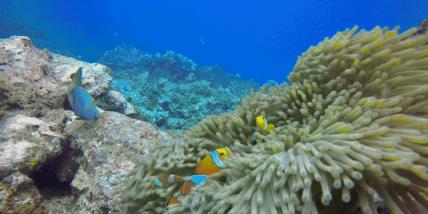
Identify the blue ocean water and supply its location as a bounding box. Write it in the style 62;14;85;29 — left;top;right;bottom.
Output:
1;0;427;83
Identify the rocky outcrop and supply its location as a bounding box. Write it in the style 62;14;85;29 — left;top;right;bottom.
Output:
0;172;47;213
97;90;138;117
64;111;166;213
0;36;64;118
0;110;71;213
0;111;69;178
0;36;135;118
0;110;164;213
0;36;109;117
0;36;164;213
50;53;112;98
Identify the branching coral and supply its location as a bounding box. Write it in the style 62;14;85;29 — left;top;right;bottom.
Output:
122;26;428;213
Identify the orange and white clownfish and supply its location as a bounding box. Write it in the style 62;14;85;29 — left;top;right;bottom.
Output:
151;173;184;189
194;147;232;175
152;147;232;206
165;174;210;206
168;147;232;206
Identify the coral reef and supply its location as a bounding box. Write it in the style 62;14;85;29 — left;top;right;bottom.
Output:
122;26;428;213
99;45;258;130
100;45;197;80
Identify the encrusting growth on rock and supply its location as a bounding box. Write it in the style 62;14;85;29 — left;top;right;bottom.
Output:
122;26;428;214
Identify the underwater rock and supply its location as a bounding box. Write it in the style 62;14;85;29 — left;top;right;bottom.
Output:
64;111;168;213
97;90;138;117
0;172;47;213
0;35;160;213
0;36;113;118
0;110;162;213
0;50;10;65
0;36;62;117
51;54;112;98
0;109;76;213
0;113;66;178
417;18;428;34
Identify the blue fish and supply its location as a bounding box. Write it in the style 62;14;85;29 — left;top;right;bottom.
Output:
67;67;100;120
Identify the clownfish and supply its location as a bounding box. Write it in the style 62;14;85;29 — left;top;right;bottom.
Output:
195;147;231;175
256;115;275;133
152;147;232;206
151;174;184;189
167;174;209;205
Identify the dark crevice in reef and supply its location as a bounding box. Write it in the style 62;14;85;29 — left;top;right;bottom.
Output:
30;143;82;198
62;94;72;111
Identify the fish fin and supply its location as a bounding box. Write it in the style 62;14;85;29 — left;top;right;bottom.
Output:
180;182;195;195
267;123;275;133
70;67;83;87
194;156;208;174
190;174;208;186
153;178;163;188
91;97;96;107
175;175;183;182
67;92;74;111
168;198;179;206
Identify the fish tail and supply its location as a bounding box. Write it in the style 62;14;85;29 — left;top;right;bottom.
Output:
152;174;184;189
266;123;275;133
180;181;196;195
168;197;179;206
172;175;183;182
70;67;83;87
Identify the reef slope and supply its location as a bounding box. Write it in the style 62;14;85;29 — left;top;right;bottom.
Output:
122;26;428;214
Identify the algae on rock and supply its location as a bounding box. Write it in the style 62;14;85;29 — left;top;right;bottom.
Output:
122;26;428;214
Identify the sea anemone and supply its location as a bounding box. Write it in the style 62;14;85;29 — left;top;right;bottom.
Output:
122;26;428;214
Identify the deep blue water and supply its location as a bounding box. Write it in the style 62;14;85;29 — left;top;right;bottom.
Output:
1;0;427;83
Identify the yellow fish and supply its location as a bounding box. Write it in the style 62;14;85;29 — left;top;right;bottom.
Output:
256;115;275;133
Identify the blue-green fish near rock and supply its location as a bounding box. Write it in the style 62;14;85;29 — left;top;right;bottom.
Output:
67;67;100;119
